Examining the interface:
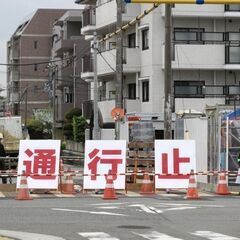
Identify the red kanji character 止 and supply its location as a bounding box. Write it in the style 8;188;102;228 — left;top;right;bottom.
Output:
23;149;56;180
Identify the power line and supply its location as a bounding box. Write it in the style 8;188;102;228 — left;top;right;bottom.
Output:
96;48;116;73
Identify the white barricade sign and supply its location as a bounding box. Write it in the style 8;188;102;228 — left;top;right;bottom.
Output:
17;140;61;189
155;140;196;189
84;140;126;189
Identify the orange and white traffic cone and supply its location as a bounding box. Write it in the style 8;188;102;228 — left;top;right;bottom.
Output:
216;172;230;195
185;169;200;200
15;171;33;200
140;171;155;195
103;170;117;200
61;167;76;194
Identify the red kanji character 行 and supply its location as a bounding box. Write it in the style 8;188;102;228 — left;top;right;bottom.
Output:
88;148;123;181
88;148;101;180
100;149;122;180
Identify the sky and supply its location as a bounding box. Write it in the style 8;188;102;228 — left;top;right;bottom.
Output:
0;0;80;96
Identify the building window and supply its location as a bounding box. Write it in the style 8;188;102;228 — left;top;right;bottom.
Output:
109;91;116;100
34;41;38;49
174;28;204;43
63;87;73;103
226;46;240;64
142;29;149;50
128;83;136;99
142;81;149;102
34;64;38;71
128;33;136;48
174;81;204;98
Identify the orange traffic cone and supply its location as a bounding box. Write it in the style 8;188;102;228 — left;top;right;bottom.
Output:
62;167;76;194
15;171;33;200
140;171;155;195
103;170;117;200
185;169;200;200
216;172;230;195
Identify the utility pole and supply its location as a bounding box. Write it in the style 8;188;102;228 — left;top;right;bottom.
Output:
115;0;123;140
164;4;172;140
52;68;56;139
93;31;100;140
73;43;77;108
18;87;28;125
24;88;28;126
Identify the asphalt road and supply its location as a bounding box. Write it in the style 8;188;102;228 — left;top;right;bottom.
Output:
0;195;239;240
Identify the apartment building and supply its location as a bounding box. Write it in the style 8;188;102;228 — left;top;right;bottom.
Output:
51;10;89;137
7;9;67;124
76;1;240;134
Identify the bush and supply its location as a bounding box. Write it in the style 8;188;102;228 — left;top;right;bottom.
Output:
27;119;51;139
73;116;88;142
63;108;82;141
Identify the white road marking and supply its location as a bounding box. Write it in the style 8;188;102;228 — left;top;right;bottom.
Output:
129;204;157;214
78;232;119;240
55;194;75;198
97;206;120;209
51;208;127;216
0;230;65;240
165;206;197;211
148;206;163;213
155;203;224;208
192;231;240;240
91;202;133;206
133;231;183;240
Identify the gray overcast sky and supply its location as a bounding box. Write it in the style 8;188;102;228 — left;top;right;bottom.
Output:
0;0;80;95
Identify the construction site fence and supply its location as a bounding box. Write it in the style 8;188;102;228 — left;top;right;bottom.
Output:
0;170;239;178
0;156;85;170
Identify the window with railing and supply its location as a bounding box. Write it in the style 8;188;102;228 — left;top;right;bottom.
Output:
82;55;93;73
128;33;136;48
226;32;240;42
174;82;240;98
63;87;73;103
203;85;225;96
82;7;96;27
128;83;136;99
142;81;149;102
174;28;226;44
225;5;240;11
174;28;204;44
174;81;204;98
226;46;240;64
174;29;240;44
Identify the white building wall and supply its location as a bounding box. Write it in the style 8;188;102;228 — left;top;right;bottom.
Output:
83;2;240;127
184;118;208;184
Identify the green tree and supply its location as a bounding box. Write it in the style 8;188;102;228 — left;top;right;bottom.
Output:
27;119;51;139
73;116;88;142
63;108;82;140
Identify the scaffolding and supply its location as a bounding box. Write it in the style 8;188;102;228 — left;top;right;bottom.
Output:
207;104;240;186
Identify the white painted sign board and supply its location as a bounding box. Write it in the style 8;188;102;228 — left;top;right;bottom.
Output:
155;140;196;189
17;140;61;189
84;140;126;189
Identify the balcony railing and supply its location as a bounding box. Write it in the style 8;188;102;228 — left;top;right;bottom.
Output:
225;5;240;11
174;84;240;98
174;31;240;44
82;7;96;27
